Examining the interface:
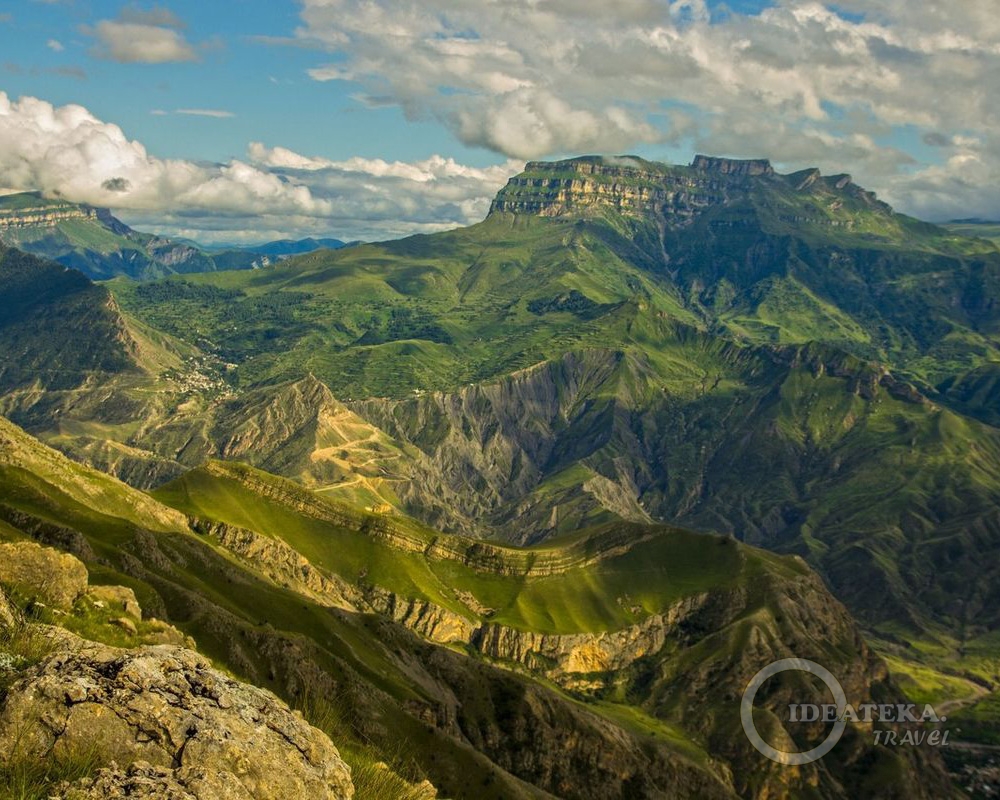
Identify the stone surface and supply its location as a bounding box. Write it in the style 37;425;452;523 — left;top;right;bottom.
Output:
0;541;88;609
110;616;138;635
143;618;192;647
0;637;354;800
55;762;198;799
0;584;15;628
87;584;142;619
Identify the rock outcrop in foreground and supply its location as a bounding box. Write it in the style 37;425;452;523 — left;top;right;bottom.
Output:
0;543;355;800
0;634;354;800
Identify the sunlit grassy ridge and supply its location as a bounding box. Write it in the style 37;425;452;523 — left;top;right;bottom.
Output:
152;459;798;635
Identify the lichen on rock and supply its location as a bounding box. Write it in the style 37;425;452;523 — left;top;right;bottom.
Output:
0;636;354;800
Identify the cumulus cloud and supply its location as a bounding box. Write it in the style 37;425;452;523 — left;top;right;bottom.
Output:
292;0;1000;219
85;6;197;63
0;93;522;243
46;39;64;52
242;144;523;239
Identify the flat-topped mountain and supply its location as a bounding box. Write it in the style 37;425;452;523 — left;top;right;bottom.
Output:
690;154;775;176
0;195;102;227
490;154;896;228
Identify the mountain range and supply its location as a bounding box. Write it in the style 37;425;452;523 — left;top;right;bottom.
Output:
1;154;998;798
0;191;346;280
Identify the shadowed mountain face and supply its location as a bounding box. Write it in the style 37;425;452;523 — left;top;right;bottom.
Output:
0;245;143;389
2;156;1000;651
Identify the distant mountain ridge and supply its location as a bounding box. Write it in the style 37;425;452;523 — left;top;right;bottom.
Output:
0;192;345;280
229;237;348;256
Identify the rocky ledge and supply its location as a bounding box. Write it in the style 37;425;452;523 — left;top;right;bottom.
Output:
0;633;354;800
691;154;774;177
0;206;98;229
0;540;356;799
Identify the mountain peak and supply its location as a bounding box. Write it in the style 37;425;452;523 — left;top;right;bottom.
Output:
488;153;900;226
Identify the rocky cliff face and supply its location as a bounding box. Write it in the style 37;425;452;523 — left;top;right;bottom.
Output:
473;592;709;687
489;155;737;222
194;518;357;611
0;204;98;228
353;349;657;540
691;154;775;177
488;154;893;228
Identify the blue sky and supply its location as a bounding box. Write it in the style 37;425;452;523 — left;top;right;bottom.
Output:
1;0;483;165
1;1;997;243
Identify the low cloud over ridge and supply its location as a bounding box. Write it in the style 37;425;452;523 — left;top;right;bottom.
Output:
0;93;522;244
294;0;1000;220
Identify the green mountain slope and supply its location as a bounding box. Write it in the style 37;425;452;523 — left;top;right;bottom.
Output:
108;211;699;395
0;415;957;798
95;172;1000;628
495;156;1000;383
4;156;1000;678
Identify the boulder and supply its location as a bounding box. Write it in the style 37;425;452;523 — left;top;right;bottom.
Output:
87;584;142;619
143;618;191;647
54;758;361;800
110;616;138;636
0;638;354;800
0;541;88;609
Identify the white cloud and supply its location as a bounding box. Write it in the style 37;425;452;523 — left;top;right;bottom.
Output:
118;6;187;30
0;93;522;244
291;0;1000;219
175;108;235;118
85;7;197;64
46;39;64;52
244;143;523;239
